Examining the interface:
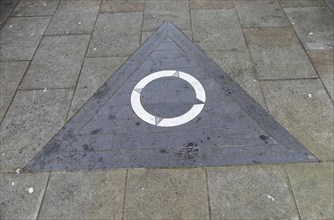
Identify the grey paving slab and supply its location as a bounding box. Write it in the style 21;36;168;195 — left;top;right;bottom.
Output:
0;1;17;18
45;0;100;35
0;173;49;219
20;35;90;89
286;162;334;220
207;165;300;219
236;0;289;28
279;0;327;8
141;30;192;44
0;16;7;29
100;0;144;13
68;57;127;119
285;6;334;50
326;0;334;11
261;79;334;161
190;0;235;10
38;170;126;219
0;89;72;172
0;0;18;28
244;27;318;79
124;168;209;220
191;9;247;51
143;0;190;32
308;50;334;101
25;22;316;171
0;61;29;121
0;16;51;61
244;26;300;46
87;12;142;57
206;50;267;109
12;0;60;16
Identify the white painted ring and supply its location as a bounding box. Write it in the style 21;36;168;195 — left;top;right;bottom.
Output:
130;70;206;127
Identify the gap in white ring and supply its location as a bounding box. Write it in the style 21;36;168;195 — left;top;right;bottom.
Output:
130;70;206;127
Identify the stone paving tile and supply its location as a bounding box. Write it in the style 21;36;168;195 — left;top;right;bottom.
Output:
190;0;235;10
285;6;334;50
124;168;209;219
208;165;299;219
45;0;100;35
0;18;7;29
244;27;317;79
141;30;193;44
0;17;50;61
308;50;334;100
206;50;267;109
279;0;327;8
68;57;127;119
143;0;190;32
20;35;90;89
326;0;334;11
192;9;247;51
12;0;60;16
100;0;144;13
38;170;126;219
0;173;49;219
244;26;300;46
0;1;17;18
0;89;72;172
0;0;18;28
87;12;142;57
286;162;334;220
236;0;289;28
0;61;29;121
261;79;334;161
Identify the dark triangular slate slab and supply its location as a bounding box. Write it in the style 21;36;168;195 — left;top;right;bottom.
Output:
25;21;317;171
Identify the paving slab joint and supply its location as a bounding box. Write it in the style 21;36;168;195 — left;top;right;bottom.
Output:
65;0;103;122
283;163;302;219
36;172;51;220
0;1;60;126
121;169;129;220
278;1;334;105
204;167;213;220
234;10;269;111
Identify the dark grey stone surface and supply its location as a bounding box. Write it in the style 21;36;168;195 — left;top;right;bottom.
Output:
25;22;317;171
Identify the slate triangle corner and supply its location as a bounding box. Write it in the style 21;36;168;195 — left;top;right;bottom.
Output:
24;21;318;172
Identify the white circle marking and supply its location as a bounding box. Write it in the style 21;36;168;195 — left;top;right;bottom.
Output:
130;70;206;127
